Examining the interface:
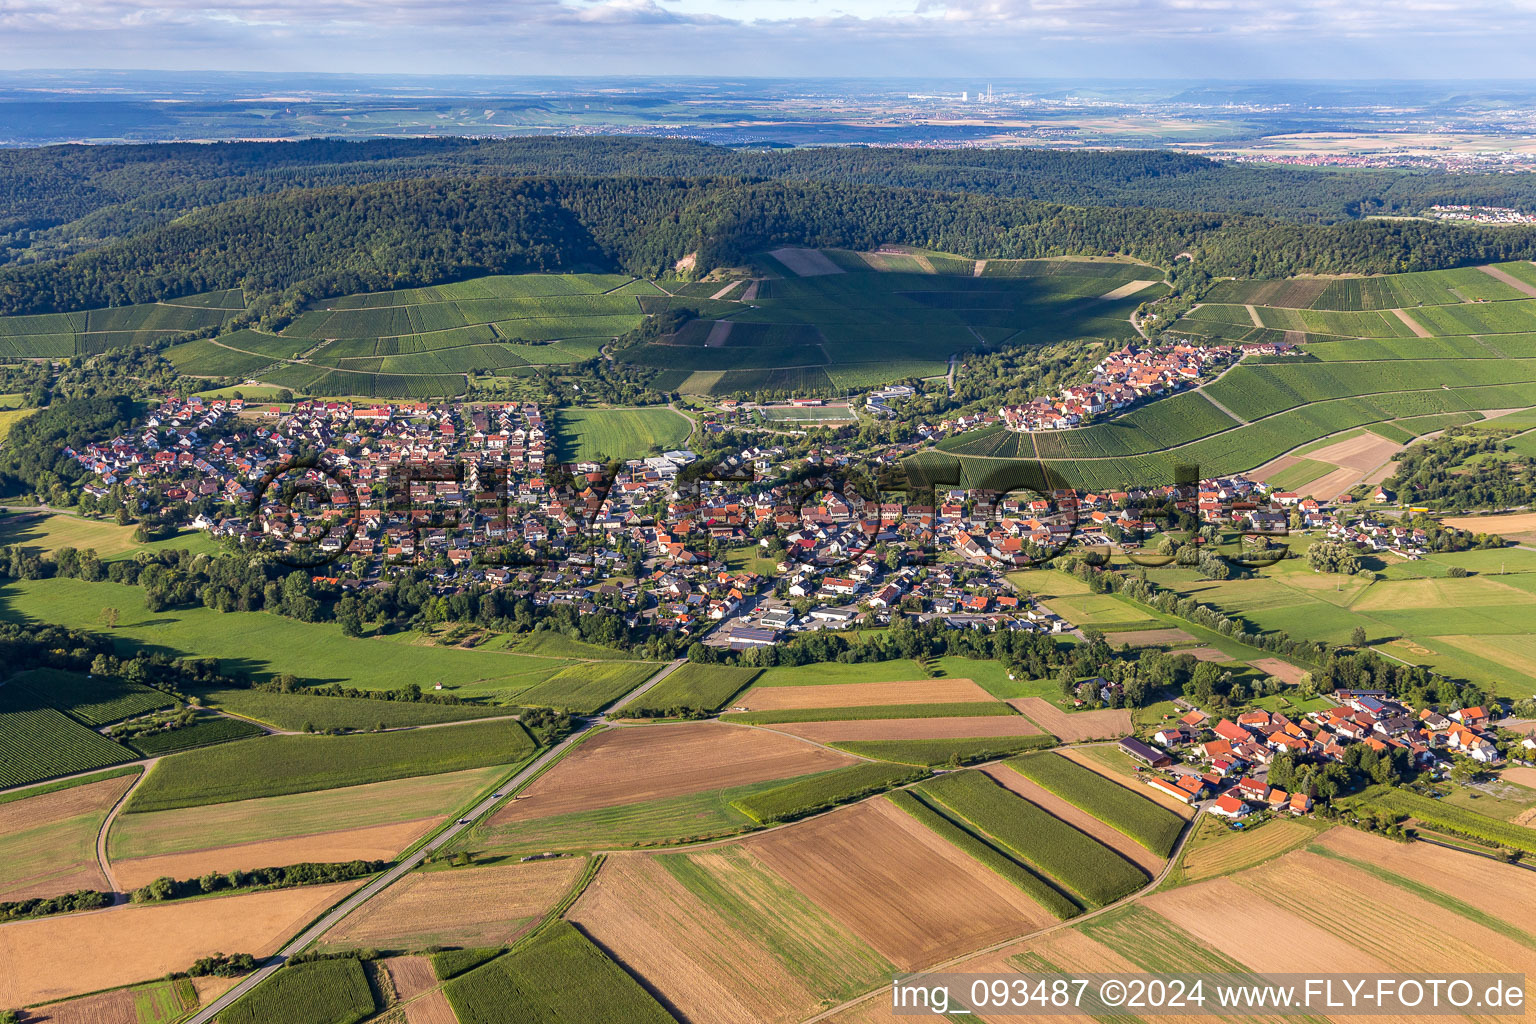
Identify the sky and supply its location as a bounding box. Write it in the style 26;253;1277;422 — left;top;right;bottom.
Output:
2;0;1536;78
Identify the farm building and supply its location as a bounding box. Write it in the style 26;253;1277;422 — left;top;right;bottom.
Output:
1117;737;1172;767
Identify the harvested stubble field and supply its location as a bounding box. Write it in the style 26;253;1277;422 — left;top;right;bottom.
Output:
403;989;459;1024
382;956;439;1001
982;766;1164;875
28;977;198;1024
744;797;1059;970
113;816;433;890
488;722;854;823
0;882;362;1006
1178;818;1319;882
108;766;500;860
321;858;584;950
0;773;136;901
1008;697;1131;741
735;678;995;711
1249;657;1310;685
571;847;891;1024
774;714;1044;743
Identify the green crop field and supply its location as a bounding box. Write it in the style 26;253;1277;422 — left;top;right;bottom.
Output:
551;407;692;462
508;661;657;714
1006;753;1184;856
618;663;760;715
1348;786;1536;855
730;762;927;823
919;769;1146;907
219;958;375;1024
0;578;574;698
885;789;1080;917
125;718;535;811
0;683;137;788
444;921;677;1024
199;687;513;731
0;293;245;358
121;712;267;756
833;734;1055;767
10;667;176;725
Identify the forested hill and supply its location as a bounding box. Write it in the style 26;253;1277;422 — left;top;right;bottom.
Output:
8;137;1536;267
6;174;1536;317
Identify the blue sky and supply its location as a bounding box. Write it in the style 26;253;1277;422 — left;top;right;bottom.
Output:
1;0;1534;78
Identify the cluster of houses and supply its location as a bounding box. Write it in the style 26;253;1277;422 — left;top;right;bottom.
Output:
1118;689;1509;819
998;341;1236;432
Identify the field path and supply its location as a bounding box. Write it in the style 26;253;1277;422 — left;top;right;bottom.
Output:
97;760;155;901
972;260;987;277
1245;304;1263;328
704;321;734;347
1392;308;1433;338
1479;264;1536;298
709;281;743;300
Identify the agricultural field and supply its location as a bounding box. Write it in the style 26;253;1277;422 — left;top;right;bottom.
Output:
571;846;892;1024
1009;696;1132;741
443;920;677;1024
320;858;585;950
551;406;692;462
0;577;576;698
733;676;998;711
28;976;201;1024
772;713;1045;743
220;957;376;1024
0;681;138;788
930;262;1536;488
1005;752;1184;857
0;772;137;900
0;510;222;558
619;663;761;715
918;770;1148;908
108;766;503;860
10;666;176;725
505;660;657;714
0;881;362;1007
621;252;1161;395
0;291;245;358
729;761;926;824
832;734;1056;766
741;796;1061;969
124;718;535;811
1174;816;1324;883
197;687;513;731
484;722;854;825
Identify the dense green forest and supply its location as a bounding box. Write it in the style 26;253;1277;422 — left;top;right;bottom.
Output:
7;173;1536;317
9;138;1536;265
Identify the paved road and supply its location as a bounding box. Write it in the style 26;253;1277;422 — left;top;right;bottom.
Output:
184;656;681;1024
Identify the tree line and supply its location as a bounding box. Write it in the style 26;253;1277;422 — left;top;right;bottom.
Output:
8;174;1536;317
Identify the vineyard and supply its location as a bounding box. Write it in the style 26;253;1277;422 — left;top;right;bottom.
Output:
0;292;245;358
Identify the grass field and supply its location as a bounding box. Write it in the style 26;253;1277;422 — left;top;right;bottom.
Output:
919;769;1147;907
0;511;222;559
618;663;760;715
833;734;1055;766
552;407;692;462
219;957;375;1024
0;577;575;698
198;687;513;731
125;719;535;812
443;920;676;1024
0;773;135;901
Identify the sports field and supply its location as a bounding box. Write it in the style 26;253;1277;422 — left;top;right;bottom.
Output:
552;406;692;462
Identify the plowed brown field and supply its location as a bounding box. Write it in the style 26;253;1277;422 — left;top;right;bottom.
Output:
1102;628;1196;647
1249;658;1309;685
1009;698;1130;741
321;858;583;949
0;882;361;1006
491;722;854;823
737;678;994;711
114;818;436;890
746;798;1056;969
